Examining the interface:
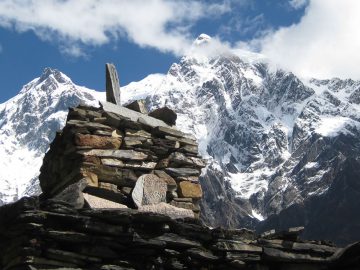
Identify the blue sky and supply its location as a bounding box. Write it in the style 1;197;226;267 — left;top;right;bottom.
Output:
1;0;359;104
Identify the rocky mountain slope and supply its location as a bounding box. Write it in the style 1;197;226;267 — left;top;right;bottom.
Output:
1;34;360;244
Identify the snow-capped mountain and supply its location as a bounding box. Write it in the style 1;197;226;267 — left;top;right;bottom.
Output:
0;68;103;204
1;34;360;244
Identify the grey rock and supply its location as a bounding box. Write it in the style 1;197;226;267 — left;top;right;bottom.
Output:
148;106;177;126
125;100;148;114
131;174;167;207
106;63;121;105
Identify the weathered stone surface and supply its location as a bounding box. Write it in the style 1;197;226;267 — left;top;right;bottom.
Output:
178;181;202;199
170;200;195;210
0;197;357;270
53;178;87;209
98;182;118;192
82;170;98;187
123;161;157;170
165;135;197;146
148;106;177;126
67;119;113;131
263;247;328;263
155;158;169;169
90;166;137;186
123;136;152;148
84;193;128;209
78;149;148;161
176;176;199;183
139;203;194;220
74;133;122;149
125;100;148;114
257;239;337;254
101;101;169;128
154;170;177;191
101;158;124;167
106;63;121;105
152;126;187;138
213;240;262;253
132;174;167;208
125;129;151;138
168;152;205;168
165;167;201;177
180;145;198;154
93;130;113;136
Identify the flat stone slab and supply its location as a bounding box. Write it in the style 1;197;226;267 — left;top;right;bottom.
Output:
101;101;171;129
78;149;148;161
132;174;167;208
84;193;128;209
178;181;203;199
139;202;194;219
74;133;121;149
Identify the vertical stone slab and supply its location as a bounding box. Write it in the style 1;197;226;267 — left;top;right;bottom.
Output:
106;63;121;105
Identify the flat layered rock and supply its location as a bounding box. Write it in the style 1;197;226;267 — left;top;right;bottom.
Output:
74;133;122;149
165;167;201;177
165;135;197;146
84;193;128;209
132;174;167;208
67;119;112;131
168;152;206;168
125;129;152;138
263;247;329;263
101;101;170;129
213;240;262;253
152;126;188;138
78;149;148;161
139;203;194;220
178;181;203;199
90;166;137;186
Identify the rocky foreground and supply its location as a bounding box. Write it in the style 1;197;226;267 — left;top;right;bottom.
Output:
0;196;359;270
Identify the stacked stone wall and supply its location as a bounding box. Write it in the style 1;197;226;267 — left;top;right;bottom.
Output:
39;103;206;219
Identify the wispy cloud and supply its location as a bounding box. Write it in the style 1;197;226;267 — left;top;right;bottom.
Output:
289;0;309;10
0;0;230;57
220;14;266;37
247;0;360;80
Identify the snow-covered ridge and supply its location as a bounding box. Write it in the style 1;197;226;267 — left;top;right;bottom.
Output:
0;68;104;204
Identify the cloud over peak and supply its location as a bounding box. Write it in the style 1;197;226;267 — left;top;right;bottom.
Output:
0;0;229;57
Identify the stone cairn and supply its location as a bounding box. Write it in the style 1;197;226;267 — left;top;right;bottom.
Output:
39;63;206;219
1;64;359;270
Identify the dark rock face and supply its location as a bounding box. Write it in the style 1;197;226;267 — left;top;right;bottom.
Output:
257;153;360;247
0;197;359;270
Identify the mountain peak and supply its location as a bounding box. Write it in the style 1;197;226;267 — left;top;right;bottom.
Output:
38;67;71;85
193;33;212;46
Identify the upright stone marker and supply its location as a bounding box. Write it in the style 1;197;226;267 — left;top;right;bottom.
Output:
106;63;121;105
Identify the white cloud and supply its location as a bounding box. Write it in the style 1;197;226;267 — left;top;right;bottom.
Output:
0;0;230;57
257;0;360;80
289;0;309;9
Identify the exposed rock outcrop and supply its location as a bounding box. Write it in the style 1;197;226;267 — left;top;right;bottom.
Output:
1;197;359;270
